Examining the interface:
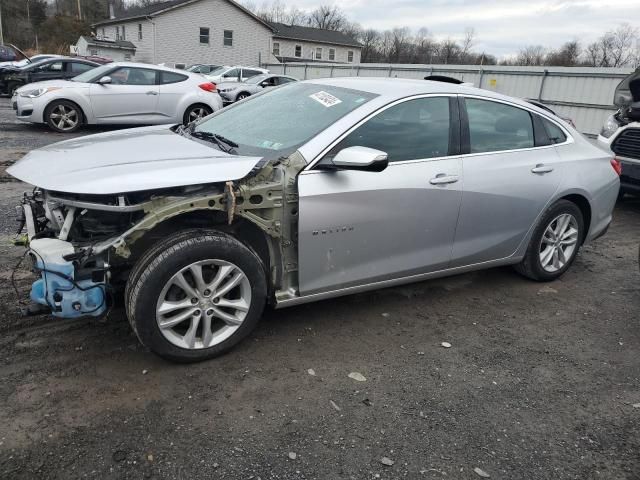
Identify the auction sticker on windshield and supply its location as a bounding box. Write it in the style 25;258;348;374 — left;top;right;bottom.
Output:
309;91;342;107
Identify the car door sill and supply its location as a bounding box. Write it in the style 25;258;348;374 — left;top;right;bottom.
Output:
274;256;519;309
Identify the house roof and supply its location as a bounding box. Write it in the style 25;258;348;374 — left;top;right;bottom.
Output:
92;0;274;31
268;22;362;49
80;35;136;51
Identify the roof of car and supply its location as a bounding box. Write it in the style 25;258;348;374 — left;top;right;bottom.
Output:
305;77;544;111
106;61;190;73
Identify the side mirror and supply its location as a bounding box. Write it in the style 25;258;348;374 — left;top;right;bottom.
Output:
97;75;112;85
329;146;388;172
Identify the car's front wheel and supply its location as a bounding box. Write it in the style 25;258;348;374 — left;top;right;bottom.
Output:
125;230;267;362
236;92;250;101
44;100;82;133
514;199;584;281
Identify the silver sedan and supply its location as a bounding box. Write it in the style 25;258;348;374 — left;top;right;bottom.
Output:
9;78;620;362
217;73;297;103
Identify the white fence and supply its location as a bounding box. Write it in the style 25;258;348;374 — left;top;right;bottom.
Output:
264;63;634;137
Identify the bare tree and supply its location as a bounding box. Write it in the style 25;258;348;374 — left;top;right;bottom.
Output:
460;27;475;61
546;40;580;66
307;5;347;31
516;45;546;66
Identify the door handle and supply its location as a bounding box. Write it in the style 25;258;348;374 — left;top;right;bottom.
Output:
531;164;554;174
146;91;158;95
429;174;460;185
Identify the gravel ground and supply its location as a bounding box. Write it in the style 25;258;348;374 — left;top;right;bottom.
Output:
0;97;639;480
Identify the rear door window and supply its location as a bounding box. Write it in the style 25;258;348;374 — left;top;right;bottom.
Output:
326;96;451;163
70;62;94;74
223;68;239;79
465;98;534;153
110;67;157;85
243;69;262;78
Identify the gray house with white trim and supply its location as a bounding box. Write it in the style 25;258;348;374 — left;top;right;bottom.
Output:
91;0;362;67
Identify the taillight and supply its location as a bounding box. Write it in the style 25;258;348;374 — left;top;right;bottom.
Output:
611;157;622;176
199;82;216;92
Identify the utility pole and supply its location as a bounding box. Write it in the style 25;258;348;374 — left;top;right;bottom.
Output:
0;2;4;45
77;0;82;20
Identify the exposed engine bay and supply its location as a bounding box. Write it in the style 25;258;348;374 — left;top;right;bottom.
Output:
16;154;306;318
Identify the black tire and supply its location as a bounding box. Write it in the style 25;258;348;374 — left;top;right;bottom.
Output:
125;229;267;362
7;82;21;97
183;104;213;125
44;100;82;133
236;92;250;101
514;200;584;281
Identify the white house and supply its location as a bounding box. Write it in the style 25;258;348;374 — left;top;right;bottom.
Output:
75;35;136;61
91;0;362;67
268;22;362;64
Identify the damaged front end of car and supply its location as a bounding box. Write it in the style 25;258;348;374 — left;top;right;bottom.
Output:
15;153;306;319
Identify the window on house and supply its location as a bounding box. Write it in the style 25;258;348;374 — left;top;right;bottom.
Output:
294;45;302;57
329;48;335;61
200;27;209;44
124;53;132;61
122;25;126;40
115;26;120;40
347;50;354;63
315;47;322;60
100;28;105;37
138;24;143;40
90;49;98;56
272;42;280;56
223;30;233;46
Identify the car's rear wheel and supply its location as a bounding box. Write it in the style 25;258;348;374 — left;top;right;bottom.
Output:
125;230;267;362
44;100;82;133
236;92;250;101
514;200;584;281
183;104;212;125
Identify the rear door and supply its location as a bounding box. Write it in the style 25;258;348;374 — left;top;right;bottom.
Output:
89;66;160;123
450;96;562;267
298;95;464;294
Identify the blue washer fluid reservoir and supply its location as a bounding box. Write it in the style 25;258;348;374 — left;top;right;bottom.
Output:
28;238;106;318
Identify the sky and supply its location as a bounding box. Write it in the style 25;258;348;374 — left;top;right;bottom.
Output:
280;0;640;58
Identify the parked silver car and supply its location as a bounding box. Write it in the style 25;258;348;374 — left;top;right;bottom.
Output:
9;78;619;362
12;62;223;132
218;74;297;103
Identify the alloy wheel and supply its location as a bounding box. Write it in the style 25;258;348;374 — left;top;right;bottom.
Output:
155;259;251;349
49;104;79;131
538;213;579;273
188;106;210;123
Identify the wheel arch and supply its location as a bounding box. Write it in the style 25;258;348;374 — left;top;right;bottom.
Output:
559;193;592;244
235;91;251;101
127;209;276;292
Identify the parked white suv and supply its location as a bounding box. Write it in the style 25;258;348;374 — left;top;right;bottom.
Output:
204;65;268;84
597;67;640;198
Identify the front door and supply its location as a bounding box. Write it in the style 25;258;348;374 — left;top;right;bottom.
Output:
89;66;160;123
298;96;464;295
450;97;562;266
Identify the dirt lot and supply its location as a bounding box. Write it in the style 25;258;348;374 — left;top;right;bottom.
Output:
0;97;639;480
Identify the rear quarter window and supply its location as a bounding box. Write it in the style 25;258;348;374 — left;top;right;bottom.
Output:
161;71;188;84
542;118;568;144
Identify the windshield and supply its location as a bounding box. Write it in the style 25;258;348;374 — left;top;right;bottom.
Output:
194;83;377;157
72;63;111;82
246;74;269;85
